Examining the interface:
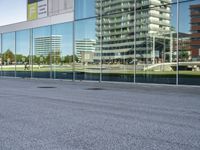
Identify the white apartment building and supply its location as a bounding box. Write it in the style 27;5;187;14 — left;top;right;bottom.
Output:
95;0;172;63
35;35;62;57
75;39;96;63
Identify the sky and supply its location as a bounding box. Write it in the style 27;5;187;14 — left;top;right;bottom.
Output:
0;0;27;26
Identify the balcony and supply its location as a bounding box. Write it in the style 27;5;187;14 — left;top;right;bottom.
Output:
191;33;200;38
192;26;200;31
191;40;200;45
191;18;200;23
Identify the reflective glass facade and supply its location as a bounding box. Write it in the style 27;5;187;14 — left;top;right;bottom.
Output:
0;0;200;85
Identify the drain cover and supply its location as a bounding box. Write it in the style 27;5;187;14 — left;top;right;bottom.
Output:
86;88;104;90
37;86;56;89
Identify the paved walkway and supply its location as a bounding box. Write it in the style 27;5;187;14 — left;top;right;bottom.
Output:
0;78;200;150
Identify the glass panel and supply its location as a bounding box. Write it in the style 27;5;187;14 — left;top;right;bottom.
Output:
2;32;16;77
32;26;51;78
135;1;176;84
75;18;100;81
179;0;200;85
0;34;2;77
75;0;96;20
100;1;135;82
16;29;31;78
52;22;73;80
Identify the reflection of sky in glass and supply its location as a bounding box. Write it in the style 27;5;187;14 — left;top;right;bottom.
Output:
33;26;50;38
171;0;200;33
75;18;96;40
75;0;96;20
179;0;199;33
16;30;30;56
0;34;1;53
52;22;73;56
2;32;15;53
33;26;50;55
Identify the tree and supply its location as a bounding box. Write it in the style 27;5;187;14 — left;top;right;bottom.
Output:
16;54;23;64
3;49;15;64
64;55;77;63
179;51;189;61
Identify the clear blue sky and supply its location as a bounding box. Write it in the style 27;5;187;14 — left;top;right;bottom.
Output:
0;0;26;26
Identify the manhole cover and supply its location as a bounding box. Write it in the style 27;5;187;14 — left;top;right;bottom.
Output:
86;88;105;90
37;86;56;89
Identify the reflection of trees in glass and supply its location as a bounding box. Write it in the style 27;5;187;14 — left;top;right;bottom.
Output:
4;50;30;65
52;50;61;64
63;55;78;63
33;55;46;65
32;54;77;65
16;54;29;64
3;49;15;64
2;50;77;65
179;51;189;61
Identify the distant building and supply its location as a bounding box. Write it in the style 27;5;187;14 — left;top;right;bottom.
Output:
34;35;62;59
190;4;200;60
75;39;96;64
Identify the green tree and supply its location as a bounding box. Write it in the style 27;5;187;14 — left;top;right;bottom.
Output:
179;51;189;61
3;49;15;64
16;54;23;63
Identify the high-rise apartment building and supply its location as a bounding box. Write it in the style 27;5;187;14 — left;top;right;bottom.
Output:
35;35;62;58
190;4;200;59
95;0;172;63
75;39;96;64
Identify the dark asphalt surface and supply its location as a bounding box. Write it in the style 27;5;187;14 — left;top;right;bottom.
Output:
0;78;200;150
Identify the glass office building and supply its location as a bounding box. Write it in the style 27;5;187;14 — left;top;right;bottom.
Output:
0;0;200;85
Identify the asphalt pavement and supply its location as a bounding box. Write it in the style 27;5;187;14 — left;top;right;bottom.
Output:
0;78;200;150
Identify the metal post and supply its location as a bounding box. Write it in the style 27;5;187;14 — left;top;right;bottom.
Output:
146;36;148;64
134;0;136;83
30;29;33;78
1;34;3;77
164;37;166;63
73;22;75;81
72;0;76;82
50;25;53;79
170;31;173;63
99;0;102;83
0;34;3;77
152;35;155;64
14;32;17;78
176;0;179;85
